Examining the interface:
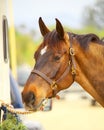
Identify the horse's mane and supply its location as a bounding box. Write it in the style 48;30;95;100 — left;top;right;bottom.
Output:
35;31;104;59
43;31;104;49
69;32;104;49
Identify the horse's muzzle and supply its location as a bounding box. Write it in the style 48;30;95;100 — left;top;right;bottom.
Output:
22;91;46;111
22;91;36;109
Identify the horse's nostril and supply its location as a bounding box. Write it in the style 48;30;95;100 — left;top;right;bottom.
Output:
22;91;36;105
29;92;35;103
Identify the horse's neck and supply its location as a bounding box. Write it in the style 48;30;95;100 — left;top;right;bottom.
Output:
75;42;104;106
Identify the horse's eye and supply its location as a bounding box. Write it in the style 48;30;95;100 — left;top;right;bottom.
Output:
54;55;61;61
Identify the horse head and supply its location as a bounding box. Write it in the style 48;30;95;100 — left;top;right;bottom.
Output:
22;17;75;111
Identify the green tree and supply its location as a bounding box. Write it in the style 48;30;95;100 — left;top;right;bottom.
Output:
83;0;104;29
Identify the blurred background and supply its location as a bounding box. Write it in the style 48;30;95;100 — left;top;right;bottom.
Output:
5;0;104;129
12;0;104;84
12;0;104;67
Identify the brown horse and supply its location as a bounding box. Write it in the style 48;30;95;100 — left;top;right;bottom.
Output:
22;17;104;111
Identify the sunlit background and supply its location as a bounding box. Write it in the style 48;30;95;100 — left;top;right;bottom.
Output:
13;0;94;29
12;0;104;66
9;0;104;130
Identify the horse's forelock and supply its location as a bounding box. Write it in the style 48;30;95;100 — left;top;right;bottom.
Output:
43;30;66;50
34;30;69;60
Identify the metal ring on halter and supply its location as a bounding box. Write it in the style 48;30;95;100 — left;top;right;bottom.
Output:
71;66;76;75
70;48;75;56
51;81;57;90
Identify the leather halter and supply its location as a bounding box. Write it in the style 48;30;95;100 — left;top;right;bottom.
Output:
31;34;76;97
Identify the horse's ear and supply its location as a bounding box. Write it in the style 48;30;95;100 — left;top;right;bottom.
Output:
55;18;64;39
39;17;50;36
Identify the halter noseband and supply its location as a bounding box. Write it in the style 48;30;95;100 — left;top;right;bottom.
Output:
31;34;76;97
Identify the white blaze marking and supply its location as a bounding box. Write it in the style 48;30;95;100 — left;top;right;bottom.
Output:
40;46;47;55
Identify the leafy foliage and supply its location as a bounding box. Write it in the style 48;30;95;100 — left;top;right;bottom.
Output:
0;113;27;130
15;31;39;66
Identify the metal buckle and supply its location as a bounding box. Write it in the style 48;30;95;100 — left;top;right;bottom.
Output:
70;48;75;56
51;81;57;90
71;66;76;75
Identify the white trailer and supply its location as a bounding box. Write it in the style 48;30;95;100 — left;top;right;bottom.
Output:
0;0;10;104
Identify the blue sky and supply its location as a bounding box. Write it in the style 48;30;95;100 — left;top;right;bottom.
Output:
13;0;95;30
